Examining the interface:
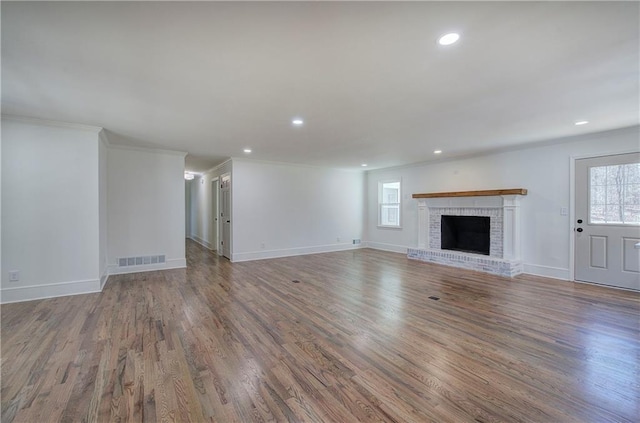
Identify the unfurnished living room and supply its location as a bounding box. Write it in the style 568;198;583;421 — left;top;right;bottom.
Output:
1;1;639;422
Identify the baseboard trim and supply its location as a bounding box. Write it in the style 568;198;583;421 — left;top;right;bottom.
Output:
108;258;187;275
1;278;102;304
522;263;569;280
188;235;216;250
365;241;408;254
231;243;363;262
571;279;639;292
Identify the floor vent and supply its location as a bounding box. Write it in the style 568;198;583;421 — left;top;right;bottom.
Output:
118;255;165;267
292;280;301;283
428;296;440;301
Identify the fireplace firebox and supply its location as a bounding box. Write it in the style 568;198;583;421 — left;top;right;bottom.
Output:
441;215;490;255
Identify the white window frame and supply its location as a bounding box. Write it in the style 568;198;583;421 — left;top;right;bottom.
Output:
378;179;402;228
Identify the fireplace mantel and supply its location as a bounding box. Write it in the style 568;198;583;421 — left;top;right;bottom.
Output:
412;188;527;199
409;192;525;277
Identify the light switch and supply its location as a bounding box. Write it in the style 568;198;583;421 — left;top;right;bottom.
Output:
560;207;568;216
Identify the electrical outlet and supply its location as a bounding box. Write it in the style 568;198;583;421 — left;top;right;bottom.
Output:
9;271;20;282
260;242;265;249
336;237;341;243
560;207;568;216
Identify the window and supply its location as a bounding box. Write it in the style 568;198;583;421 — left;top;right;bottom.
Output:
378;180;401;227
589;162;640;224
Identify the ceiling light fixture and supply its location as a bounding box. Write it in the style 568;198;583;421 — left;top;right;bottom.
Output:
574;120;589;126
184;172;195;180
361;164;368;167
292;118;304;126
243;148;252;153
434;150;442;154
438;33;460;46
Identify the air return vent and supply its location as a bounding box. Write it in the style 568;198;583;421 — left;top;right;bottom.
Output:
118;255;165;267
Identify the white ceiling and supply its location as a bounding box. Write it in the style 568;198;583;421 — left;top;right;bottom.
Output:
2;1;638;172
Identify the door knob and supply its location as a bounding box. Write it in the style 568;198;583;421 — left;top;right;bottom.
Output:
576;228;583;232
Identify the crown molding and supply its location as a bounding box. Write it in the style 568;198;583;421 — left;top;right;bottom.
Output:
203;158;232;174
369;124;640;174
98;129;112;147
107;142;187;157
1;114;103;133
229;156;366;173
2;114;187;156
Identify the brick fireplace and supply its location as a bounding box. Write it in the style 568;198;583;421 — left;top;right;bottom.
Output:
407;189;527;277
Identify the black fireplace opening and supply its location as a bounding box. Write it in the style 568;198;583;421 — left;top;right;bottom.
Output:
441;215;490;255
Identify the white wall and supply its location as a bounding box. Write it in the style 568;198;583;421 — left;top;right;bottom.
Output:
107;146;187;274
231;159;365;261
0;119;2;299
1;118;102;302
189;160;232;251
366;126;640;279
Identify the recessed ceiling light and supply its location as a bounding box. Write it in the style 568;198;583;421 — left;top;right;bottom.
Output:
184;172;195;180
361;163;368;167
243;148;252;153
438;33;460;46
574;120;589;126
292;118;304;126
434;150;442;154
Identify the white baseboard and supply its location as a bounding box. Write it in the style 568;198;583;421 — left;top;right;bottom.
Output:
2;258;186;304
188;235;215;250
522;263;570;280
365;241;409;254
107;258;187;275
1;278;102;304
231;243;363;262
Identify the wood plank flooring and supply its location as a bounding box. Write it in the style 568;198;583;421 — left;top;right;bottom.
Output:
2;240;639;422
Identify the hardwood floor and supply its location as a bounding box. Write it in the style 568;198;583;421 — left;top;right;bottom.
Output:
2;240;639;422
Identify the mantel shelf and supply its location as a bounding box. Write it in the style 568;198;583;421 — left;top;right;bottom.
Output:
412;188;527;199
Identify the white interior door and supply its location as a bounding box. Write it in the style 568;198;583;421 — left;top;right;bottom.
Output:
575;152;640;290
220;173;231;259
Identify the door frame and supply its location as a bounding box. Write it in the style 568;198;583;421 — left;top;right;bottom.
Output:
569;149;640;283
220;172;232;260
212;176;220;255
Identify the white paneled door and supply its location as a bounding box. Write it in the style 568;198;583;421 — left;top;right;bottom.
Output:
575;152;640;290
220;173;231;259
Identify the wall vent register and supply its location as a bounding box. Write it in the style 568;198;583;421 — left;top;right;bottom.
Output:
118;255;166;267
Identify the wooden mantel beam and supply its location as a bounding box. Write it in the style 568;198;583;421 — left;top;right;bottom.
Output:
412;188;527;199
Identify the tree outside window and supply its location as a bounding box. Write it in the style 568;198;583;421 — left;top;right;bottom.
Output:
590;163;640;224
